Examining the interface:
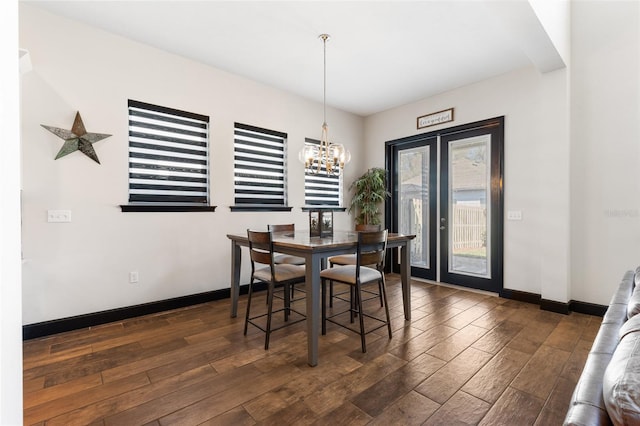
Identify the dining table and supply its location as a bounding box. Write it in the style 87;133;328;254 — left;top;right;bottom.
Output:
226;230;416;366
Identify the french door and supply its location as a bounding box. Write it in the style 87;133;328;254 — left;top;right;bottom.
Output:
385;117;504;294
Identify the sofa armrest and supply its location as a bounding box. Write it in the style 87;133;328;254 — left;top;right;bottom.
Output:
564;270;635;425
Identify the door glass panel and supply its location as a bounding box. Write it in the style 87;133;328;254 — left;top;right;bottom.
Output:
448;135;490;278
399;147;429;268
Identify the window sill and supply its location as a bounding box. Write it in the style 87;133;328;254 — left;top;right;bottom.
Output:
230;205;293;212
301;206;347;212
120;205;217;213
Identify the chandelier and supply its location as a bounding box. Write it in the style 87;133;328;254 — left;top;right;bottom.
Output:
299;34;351;175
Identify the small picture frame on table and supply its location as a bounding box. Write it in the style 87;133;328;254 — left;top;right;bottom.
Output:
309;209;333;237
309;211;321;236
321;211;333;236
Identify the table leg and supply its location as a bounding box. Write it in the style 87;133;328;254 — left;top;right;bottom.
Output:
305;253;321;366
400;241;411;320
230;240;241;318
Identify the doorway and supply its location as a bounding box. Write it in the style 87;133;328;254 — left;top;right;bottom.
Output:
385;117;504;294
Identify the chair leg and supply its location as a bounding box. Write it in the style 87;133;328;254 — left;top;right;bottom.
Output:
329;262;335;308
321;278;327;335
378;280;384;307
265;282;275;350
350;286;357;322
329;262;362;311
355;281;366;353
244;278;254;336
284;283;291;322
329;280;334;308
380;276;392;339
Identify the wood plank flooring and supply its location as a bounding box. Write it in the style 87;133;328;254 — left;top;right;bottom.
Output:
23;274;601;425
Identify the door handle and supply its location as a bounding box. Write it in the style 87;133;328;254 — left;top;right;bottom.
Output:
440;225;445;230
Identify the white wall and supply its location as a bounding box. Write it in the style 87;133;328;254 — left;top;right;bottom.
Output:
1;0;24;423
570;1;640;305
19;4;364;325
364;65;571;302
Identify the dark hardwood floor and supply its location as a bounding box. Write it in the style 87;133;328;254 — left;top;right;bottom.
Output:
23;274;600;425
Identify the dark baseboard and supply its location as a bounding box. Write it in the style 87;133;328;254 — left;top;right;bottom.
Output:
25;282;608;340
541;298;570;315
23;283;265;340
501;289;541;305
570;300;608;317
501;288;606;317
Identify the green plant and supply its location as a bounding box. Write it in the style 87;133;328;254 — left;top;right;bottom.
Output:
348;168;390;225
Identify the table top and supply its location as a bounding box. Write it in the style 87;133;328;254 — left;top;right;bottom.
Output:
227;230;415;251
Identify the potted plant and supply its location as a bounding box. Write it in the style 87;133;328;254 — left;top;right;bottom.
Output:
348;167;390;225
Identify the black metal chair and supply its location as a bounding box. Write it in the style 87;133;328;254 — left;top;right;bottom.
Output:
320;229;391;353
244;229;306;350
268;224;305;302
328;224;383;308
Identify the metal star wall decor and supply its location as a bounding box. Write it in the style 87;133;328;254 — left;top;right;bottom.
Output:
41;112;111;164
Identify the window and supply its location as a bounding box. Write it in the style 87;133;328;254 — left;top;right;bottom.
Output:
303;138;342;207
232;123;291;211
124;100;212;211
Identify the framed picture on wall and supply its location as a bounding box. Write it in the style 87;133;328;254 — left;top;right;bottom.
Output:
417;108;454;129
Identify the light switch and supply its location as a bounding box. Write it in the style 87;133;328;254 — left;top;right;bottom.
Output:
47;210;72;223
507;210;522;221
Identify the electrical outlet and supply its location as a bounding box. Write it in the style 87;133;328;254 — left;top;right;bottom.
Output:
129;271;139;283
47;210;72;223
507;210;523;221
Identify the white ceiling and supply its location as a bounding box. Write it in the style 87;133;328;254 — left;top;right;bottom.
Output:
25;1;563;117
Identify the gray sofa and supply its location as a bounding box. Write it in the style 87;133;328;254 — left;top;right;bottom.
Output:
564;269;640;425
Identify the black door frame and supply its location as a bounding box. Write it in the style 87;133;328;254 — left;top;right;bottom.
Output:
385;116;504;294
385;135;437;281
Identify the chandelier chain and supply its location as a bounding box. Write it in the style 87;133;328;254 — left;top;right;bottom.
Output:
321;33;328;127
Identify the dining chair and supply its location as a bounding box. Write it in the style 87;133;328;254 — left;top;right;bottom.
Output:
244;229;306;350
328;223;383;308
268;223;305;302
268;224;305;265
320;229;391;353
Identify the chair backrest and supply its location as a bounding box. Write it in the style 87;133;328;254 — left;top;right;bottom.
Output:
268;223;295;233
356;229;388;272
247;229;273;269
355;224;382;232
